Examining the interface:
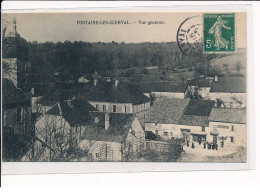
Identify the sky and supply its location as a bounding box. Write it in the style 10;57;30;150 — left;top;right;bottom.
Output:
2;12;246;48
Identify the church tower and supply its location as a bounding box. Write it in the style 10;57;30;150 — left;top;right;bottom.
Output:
2;17;31;93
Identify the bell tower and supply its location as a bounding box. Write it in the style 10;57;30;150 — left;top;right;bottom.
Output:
2;17;31;93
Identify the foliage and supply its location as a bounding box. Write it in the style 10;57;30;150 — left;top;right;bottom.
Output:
142;138;184;162
28;41;220;83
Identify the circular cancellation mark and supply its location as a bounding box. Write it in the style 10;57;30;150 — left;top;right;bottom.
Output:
177;15;203;57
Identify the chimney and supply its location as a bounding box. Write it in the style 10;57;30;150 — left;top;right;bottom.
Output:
114;79;119;87
214;100;218;108
94;78;98;86
214;75;218;82
105;113;109;130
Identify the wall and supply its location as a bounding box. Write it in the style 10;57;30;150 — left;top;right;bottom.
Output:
88;101;133;113
3;105;31;135
133;102;150;113
208;121;246;148
89;101;150;114
2;58;17;87
32;96;42;113
123;117;145;160
145;123;181;139
199;87;210;98
145;122;209;141
35;114;72;145
80;139;122;161
209;92;246;108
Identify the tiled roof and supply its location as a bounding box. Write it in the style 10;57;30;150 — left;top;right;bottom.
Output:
146;98;214;126
178;99;214;126
179;115;209;127
187;79;212;87
145;131;161;140
209;108;246;124
145;98;190;124
45;98;98;126
75;81;150;105
184;99;214;116
2;36;29;62
81;112;135;143
131;82;187;93
2;78;30;109
38;87;76;106
210;77;246;93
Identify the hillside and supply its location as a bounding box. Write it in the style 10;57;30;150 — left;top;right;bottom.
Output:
210;48;246;76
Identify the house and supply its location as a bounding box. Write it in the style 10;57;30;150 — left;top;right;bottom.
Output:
187;78;213;99
79;112;145;161
208;108;246;149
177;99;215;143
36;86;76;114
22;98;98;161
131;81;188;100
145;98;215;144
145;98;190;139
209;77;246;108
75;79;151;114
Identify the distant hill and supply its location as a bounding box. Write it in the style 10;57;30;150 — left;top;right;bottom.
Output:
210;48;246;76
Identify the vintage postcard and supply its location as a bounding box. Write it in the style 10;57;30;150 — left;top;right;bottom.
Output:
1;5;253;174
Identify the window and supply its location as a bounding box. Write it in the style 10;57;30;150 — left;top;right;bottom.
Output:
155;130;159;135
75;125;80;133
231;125;234;131
146;142;151;148
163;132;169;137
202;126;205;132
75;139;78;146
103;105;106;112
155;123;158;126
230;136;234;143
95;153;100;159
217;125;229;129
96;104;99;109
124;106;127;113
113;105;116;112
17;107;22;122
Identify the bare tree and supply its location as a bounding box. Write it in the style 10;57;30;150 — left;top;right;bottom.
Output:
223;63;230;75
235;62;243;75
24;113;89;161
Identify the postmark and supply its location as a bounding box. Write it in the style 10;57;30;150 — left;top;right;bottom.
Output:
177;16;203;57
203;13;235;53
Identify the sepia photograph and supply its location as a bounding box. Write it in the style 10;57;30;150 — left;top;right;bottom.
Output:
1;11;247;163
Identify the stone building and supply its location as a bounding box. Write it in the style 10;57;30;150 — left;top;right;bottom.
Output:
2;17;32;161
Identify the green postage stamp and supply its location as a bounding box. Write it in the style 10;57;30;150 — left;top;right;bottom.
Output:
203;13;235;53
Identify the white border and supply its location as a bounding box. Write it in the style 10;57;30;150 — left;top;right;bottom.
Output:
1;1;255;175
